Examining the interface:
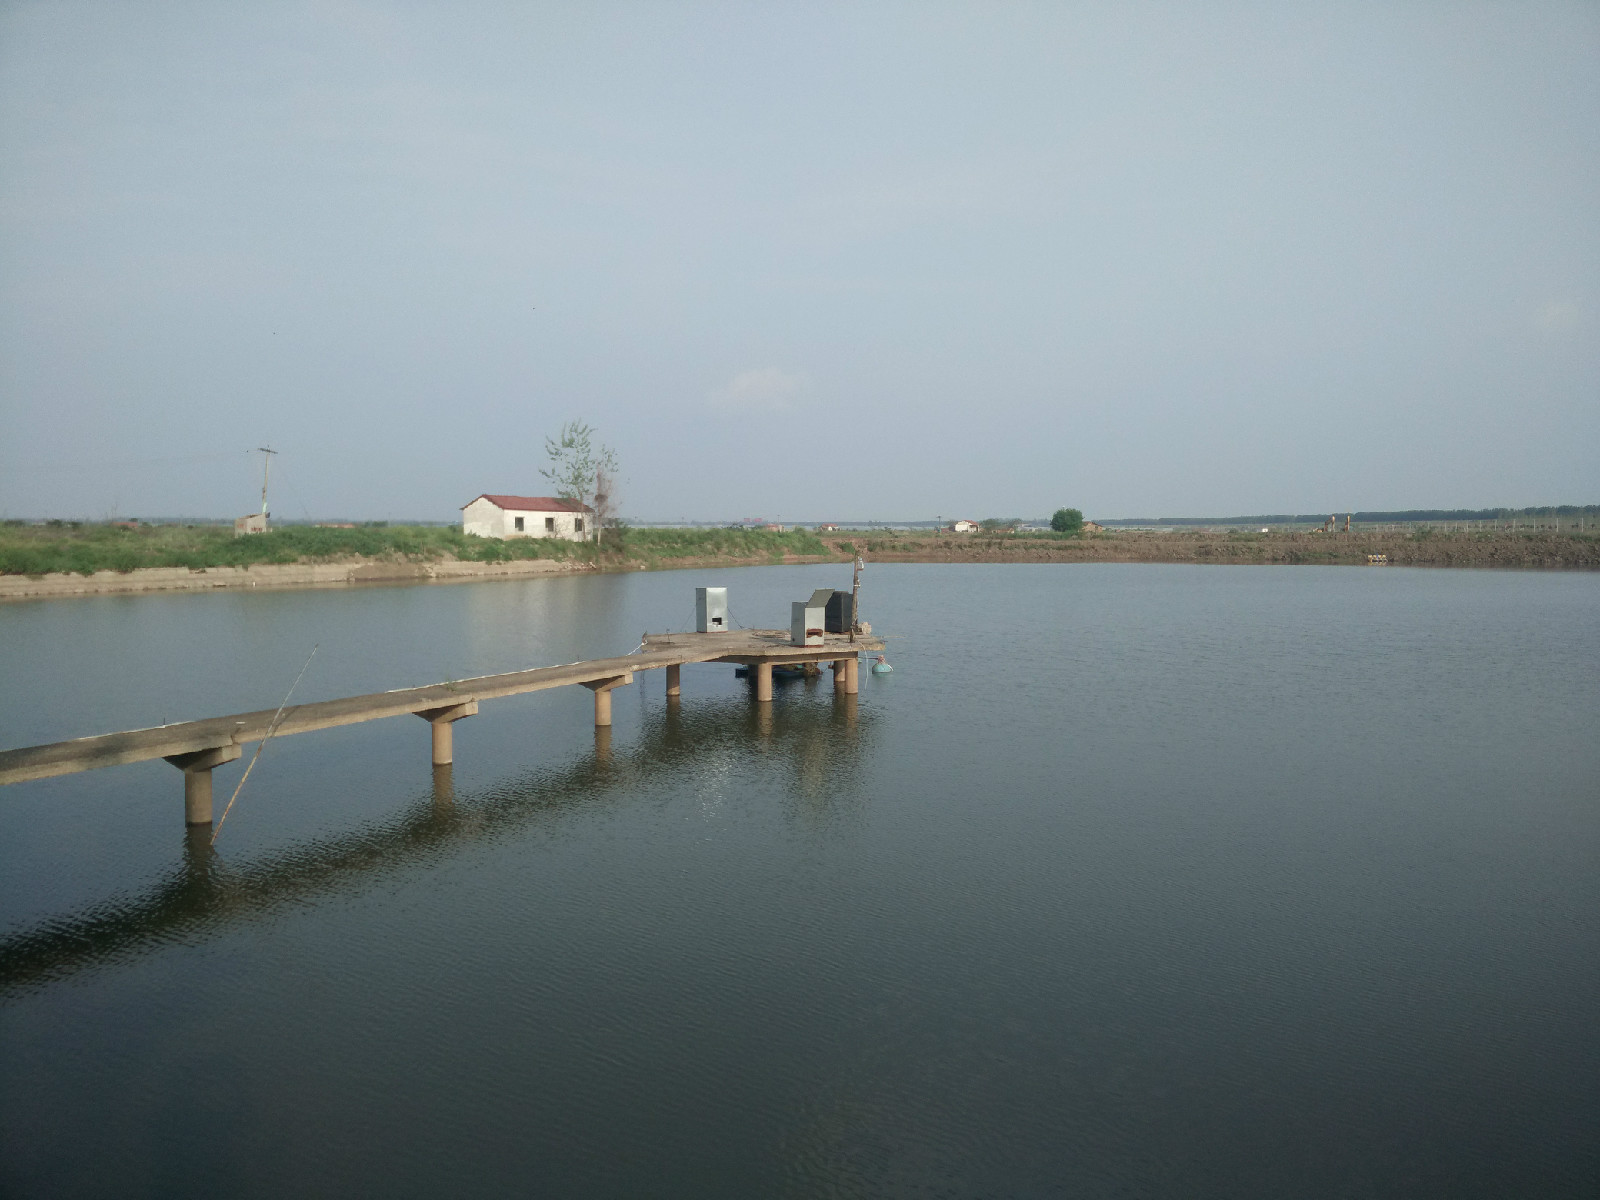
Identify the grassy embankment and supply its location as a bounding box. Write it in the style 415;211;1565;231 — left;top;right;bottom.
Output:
5;520;1595;580
821;527;1600;569
0;521;831;577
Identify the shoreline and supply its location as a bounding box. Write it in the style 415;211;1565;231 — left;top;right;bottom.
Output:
820;531;1600;571
0;553;843;602
2;532;1594;602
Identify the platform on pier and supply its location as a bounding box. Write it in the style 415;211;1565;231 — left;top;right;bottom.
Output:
642;628;883;665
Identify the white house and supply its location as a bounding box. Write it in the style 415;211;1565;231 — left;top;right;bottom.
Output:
461;494;591;541
950;519;980;533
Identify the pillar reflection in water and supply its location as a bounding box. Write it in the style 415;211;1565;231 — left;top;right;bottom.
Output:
431;763;456;813
2;694;879;994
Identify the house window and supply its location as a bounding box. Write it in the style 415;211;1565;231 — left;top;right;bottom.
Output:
574;517;585;532
545;517;555;532
513;516;524;532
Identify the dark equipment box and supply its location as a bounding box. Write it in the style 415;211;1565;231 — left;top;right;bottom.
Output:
825;591;854;633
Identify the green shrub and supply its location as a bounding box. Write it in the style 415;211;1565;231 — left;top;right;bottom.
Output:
1051;507;1084;534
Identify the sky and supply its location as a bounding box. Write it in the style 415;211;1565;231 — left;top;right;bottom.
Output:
1;1;1595;523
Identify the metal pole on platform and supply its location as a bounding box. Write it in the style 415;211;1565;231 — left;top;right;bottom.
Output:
849;555;863;643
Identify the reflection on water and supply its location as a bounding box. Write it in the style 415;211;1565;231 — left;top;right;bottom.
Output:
0;695;872;995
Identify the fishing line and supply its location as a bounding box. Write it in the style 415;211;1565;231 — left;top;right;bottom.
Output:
211;644;319;845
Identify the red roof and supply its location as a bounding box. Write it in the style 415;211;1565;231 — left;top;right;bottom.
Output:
462;494;590;513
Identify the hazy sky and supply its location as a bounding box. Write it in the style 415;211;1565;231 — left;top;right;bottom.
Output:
1;2;1595;522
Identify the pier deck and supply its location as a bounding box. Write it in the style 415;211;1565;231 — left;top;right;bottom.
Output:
0;630;885;819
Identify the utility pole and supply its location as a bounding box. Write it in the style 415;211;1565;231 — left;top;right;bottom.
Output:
257;447;277;520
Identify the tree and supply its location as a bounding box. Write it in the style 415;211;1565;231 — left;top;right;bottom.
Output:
1051;507;1084;534
541;421;619;546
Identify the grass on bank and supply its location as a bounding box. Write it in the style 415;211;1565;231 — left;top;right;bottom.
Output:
606;525;827;563
0;521;831;577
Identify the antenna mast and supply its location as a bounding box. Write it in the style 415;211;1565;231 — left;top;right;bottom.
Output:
257;447;277;518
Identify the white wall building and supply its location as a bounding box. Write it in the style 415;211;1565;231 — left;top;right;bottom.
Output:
461;494;591;541
950;519;980;533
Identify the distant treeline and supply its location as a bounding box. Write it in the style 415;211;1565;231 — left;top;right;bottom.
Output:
1101;506;1600;527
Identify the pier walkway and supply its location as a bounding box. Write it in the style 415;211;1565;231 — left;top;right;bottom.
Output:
0;629;885;824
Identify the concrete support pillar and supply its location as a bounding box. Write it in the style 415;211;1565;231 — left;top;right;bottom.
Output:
755;661;773;703
581;674;632;727
415;700;478;767
163;744;244;826
666;663;681;698
832;658;848;693
845;655;859;695
184;770;213;826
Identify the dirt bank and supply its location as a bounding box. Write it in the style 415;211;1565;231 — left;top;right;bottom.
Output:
822;531;1600;570
0;552;846;602
0;556;592;601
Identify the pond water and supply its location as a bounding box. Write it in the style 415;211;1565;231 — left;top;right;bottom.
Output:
2;564;1597;1198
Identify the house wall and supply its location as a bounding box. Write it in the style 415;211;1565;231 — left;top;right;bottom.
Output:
462;498;506;538
461;498;589;542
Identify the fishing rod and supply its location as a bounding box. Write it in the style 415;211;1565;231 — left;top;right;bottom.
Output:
211;644;318;845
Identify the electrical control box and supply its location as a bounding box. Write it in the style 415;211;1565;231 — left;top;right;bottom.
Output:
696;587;728;633
791;601;825;646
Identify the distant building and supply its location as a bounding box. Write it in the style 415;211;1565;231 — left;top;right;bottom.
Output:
461;494;590;541
758;523;786;533
818;523;840;532
1082;521;1105;533
234;513;268;536
950;519;979;533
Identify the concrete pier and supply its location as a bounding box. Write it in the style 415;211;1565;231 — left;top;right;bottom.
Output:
0;627;886;824
163;744;243;825
581;673;632;727
417;700;478;766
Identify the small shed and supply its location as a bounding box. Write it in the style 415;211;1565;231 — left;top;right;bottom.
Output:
461;494;591;541
950;519;979;533
234;513;268;536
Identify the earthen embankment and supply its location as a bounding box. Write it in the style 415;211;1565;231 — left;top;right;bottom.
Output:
0;556;585;601
821;531;1599;570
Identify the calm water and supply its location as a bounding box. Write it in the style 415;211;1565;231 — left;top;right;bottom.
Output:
1;564;1596;1198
